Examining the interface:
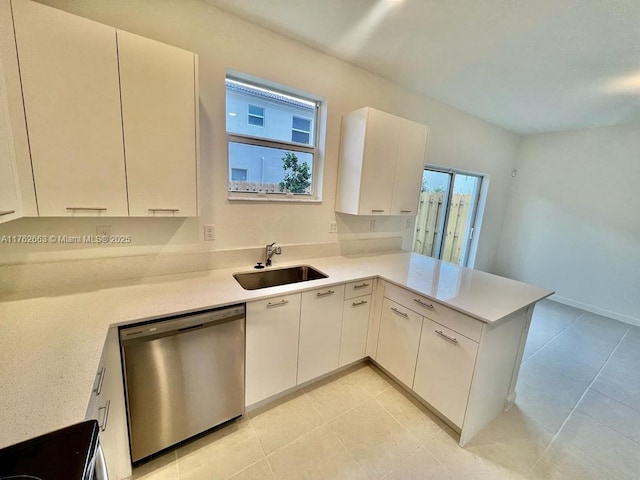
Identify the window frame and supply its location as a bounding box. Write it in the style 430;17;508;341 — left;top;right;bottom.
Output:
247;104;264;127
226;73;323;202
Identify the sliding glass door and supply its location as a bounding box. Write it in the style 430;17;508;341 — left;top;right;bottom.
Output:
412;168;482;267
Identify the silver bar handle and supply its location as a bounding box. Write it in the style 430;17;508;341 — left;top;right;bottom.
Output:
148;208;180;212
352;300;368;307
371;209;384;213
316;289;335;297
400;210;412;214
435;330;459;344
66;207;107;211
353;283;370;289
414;298;434;309
93;366;106;395
0;210;15;216
391;307;408;318
267;299;289;308
98;400;110;432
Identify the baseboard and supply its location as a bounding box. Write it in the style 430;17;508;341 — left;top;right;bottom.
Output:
550;294;639;327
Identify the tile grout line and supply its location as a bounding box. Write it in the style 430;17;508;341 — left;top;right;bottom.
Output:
523;310;585;365
528;324;631;475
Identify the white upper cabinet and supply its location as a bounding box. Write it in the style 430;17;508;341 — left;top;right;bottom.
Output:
118;31;198;217
0;65;21;223
12;0;128;216
336;107;428;216
9;0;198;218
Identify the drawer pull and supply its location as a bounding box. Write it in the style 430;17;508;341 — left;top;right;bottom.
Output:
400;210;412;214
352;300;368;307
316;290;335;297
391;307;408;318
98;400;110;432
371;209;385;213
93;366;106;395
267;299;289;308
66;207;107;211
0;210;15;216
148;208;180;213
435;330;459;344
353;283;370;289
414;298;434;309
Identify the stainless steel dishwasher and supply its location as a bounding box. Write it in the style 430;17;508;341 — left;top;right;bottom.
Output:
120;304;245;463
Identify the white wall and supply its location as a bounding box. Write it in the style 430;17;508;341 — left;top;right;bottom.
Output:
496;123;640;325
0;0;519;272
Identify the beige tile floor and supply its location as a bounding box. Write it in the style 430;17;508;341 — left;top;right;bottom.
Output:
128;300;640;480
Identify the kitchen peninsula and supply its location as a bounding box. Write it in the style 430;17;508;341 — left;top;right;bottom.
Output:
0;251;552;478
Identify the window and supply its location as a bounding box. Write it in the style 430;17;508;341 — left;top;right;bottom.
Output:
226;75;321;199
231;168;247;181
291;116;311;144
247;105;264;127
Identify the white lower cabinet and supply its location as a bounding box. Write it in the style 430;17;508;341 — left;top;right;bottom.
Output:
376;298;423;387
246;293;301;406
298;285;345;384
339;294;371;367
86;327;131;480
412;318;479;428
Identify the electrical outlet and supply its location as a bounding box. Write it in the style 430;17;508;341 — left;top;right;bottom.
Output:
370;219;377;232
405;218;412;231
328;221;338;233
96;225;112;236
204;224;215;241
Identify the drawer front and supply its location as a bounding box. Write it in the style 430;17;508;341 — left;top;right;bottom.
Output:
384;283;482;342
344;278;373;299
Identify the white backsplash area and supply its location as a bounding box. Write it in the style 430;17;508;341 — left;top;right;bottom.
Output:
0;237;403;297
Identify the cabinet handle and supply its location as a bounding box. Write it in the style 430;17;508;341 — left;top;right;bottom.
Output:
414;298;434;309
316;289;335;297
352;300;368;307
267;299;289;308
148;208;180;213
98;400;110;432
66;207;107;211
371;209;385;213
0;210;15;216
400;210;412;214
92;366;106;395
435;330;459;344
390;307;408;318
353;283;370;289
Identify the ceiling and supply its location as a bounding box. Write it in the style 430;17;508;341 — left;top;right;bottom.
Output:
203;0;640;134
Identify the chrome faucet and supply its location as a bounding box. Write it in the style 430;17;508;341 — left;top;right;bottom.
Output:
265;242;282;266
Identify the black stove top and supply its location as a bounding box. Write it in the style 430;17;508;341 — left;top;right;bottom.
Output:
0;420;99;480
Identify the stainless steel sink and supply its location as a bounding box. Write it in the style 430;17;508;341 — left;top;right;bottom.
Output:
233;265;328;290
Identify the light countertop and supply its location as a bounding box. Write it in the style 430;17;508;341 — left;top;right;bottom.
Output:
0;251;552;449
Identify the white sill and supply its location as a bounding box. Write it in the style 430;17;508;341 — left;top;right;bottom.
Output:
227;194;322;203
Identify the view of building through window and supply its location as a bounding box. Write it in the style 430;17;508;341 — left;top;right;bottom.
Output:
226;77;318;195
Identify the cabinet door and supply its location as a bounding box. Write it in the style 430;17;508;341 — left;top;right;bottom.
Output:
12;0;128;216
376;298;423;386
0;73;20;223
358;108;399;215
246;294;301;405
390;119;428;215
413;318;479;428
117;31;197;217
298;285;345;384
339;295;371;367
